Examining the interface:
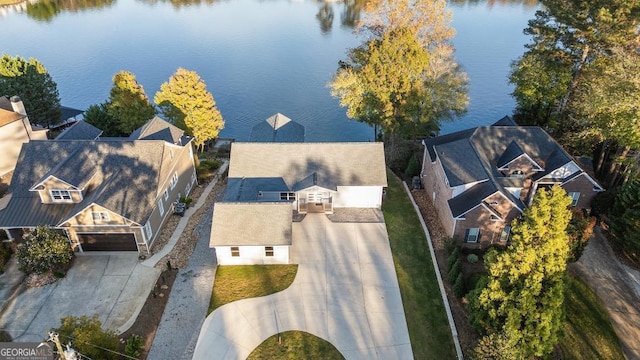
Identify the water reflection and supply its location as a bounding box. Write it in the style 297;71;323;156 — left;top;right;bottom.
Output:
449;0;537;8
138;0;221;9
316;3;334;34
25;0;115;22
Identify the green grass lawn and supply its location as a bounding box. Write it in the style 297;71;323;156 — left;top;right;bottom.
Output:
383;171;456;358
247;331;344;360
560;275;625;359
208;265;298;314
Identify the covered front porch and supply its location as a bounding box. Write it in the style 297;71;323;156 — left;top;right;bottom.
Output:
297;189;334;214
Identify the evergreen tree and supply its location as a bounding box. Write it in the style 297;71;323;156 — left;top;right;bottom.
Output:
0;54;61;128
609;179;640;262
470;185;572;358
83;103;120;137
106;71;155;135
154;68;224;151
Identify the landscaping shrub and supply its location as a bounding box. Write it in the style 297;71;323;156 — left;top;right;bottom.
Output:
448;258;461;283
0;242;12;273
591;189;617;218
465;272;485;293
125;334;143;358
16;226;73;275
54;315;120;360
444;237;457;255
405;155;420;177
567;209;596;261
447;247;459;271
467;254;479;264
470;332;517;360
452;273;465;298
197;159;221;182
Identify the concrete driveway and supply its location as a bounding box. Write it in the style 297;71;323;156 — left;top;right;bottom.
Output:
192;213;413;360
0;253;160;341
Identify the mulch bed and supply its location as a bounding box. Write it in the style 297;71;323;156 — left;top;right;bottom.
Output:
410;189;480;355
120;268;178;360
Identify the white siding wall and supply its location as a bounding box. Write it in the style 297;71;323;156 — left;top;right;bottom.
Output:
215;245;289;265
333;186;383;208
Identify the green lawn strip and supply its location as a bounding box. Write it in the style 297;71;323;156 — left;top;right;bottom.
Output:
247;330;344;360
560;275;625;359
383;170;456;358
208;265;298;314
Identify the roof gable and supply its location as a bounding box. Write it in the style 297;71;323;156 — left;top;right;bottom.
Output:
130;116;184;144
249;113;305;142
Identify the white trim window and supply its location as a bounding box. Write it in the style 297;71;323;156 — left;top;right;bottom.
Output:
170;172;179;190
158;199;165;216
231;246;240;257
91;211;110;222
465;228;480;243
191;171;196;185
280;192;296;200
164;189;169;201
145;222;153;239
568;192;580;207
265;246;274;257
185;182;192;195
51;189;72;202
499;226;511;242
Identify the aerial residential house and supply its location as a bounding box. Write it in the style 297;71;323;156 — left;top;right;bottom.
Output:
421;116;603;247
0;96;49;177
55;120;103;140
210;142;387;265
0;117;197;253
248;113;305;142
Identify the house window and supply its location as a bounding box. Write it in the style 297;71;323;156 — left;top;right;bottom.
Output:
91;211;110;222
51;190;72;202
231;247;240;257
280;192;296;200
510;170;524;178
164;189;169;201
499;226;511;242
490;215;501;221
145;222;153;239
568;192;580;207
489;201;499;206
158;199;165;216
170;172;179;190
465;228;480;243
185;182;192;195
265;246;274;257
191;171;196;184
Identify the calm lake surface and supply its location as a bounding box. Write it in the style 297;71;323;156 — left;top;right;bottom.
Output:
0;0;538;140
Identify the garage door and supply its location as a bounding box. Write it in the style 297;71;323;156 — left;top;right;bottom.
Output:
77;233;138;251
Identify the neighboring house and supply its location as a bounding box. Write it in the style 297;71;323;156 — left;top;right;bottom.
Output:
248;113;305;142
0;117;197;253
0;96;48;177
55;120;103;140
210;142;387;265
421;116;603;247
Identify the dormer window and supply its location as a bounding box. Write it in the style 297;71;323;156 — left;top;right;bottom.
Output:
50;190;72;202
510;170;525;179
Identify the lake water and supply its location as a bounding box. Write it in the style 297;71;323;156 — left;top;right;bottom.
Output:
0;0;538;141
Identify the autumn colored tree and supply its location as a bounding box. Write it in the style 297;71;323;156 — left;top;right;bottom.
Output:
106;71;155;135
469;185;572;358
329;0;467;138
154;68;224;151
0;54;61;128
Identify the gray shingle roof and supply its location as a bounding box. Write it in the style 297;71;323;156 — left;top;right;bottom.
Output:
496;140;526;168
491;115;518;126
434;139;488;187
249;113;305;143
228;142;387;188
56;120;103;140
0;139;170;227
130;116;184;144
224;177;289;202
448;181;497;218
210;202;292;246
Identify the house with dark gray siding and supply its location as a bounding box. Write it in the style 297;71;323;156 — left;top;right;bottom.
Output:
421;116;603;247
0;117;196;253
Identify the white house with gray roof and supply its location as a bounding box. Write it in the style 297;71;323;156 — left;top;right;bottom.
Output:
210;142;387;265
0;117;197;253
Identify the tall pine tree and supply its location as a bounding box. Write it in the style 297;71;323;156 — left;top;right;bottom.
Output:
470;185;572;358
106;71;155;135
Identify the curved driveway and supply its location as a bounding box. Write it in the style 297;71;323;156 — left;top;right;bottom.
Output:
192;213;413;360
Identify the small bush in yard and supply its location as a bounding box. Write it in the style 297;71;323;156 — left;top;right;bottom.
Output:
467;253;479;263
447;247;459;271
452;273;465;298
16;226;73;275
0;242;12;273
444;237;457;255
125;334;143;358
405;155;420;177
54;315;120;360
448;258;461;283
470;332;517;360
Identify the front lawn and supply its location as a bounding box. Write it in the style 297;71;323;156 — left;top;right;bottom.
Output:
559;274;625;359
383;171;456;358
247;330;344;360
208;265;298;314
